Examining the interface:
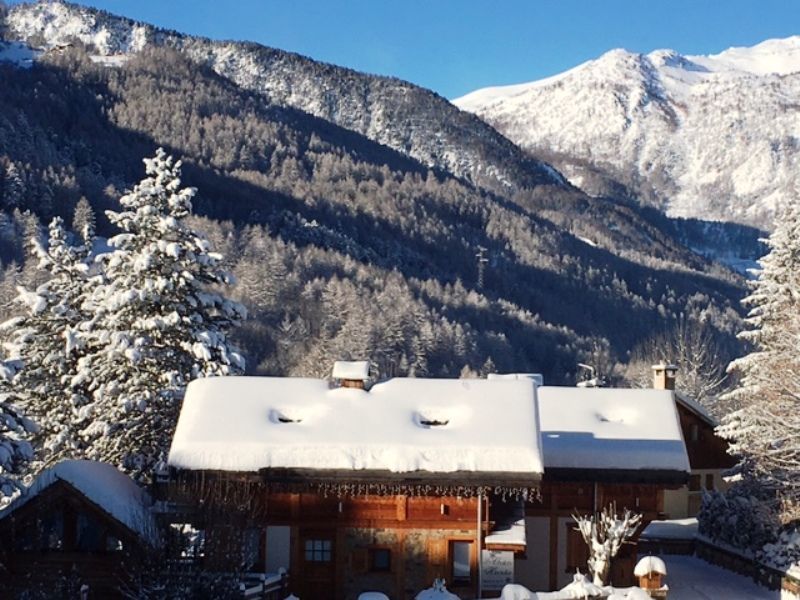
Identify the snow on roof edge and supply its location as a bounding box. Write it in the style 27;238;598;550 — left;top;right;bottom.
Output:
0;460;160;546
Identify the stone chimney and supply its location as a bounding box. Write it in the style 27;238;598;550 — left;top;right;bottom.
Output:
652;363;678;391
332;360;370;389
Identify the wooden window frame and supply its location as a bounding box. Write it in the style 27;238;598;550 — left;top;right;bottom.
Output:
448;539;474;588
304;538;333;562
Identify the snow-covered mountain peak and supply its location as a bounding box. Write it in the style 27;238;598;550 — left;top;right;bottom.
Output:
9;1;148;55
7;0;564;194
695;36;800;76
454;36;800;228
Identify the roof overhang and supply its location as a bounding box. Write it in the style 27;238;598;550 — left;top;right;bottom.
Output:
172;467;541;498
543;467;689;486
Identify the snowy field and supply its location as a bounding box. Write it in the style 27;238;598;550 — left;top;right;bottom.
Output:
657;554;787;600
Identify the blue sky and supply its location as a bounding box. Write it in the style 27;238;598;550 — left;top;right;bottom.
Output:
12;1;800;98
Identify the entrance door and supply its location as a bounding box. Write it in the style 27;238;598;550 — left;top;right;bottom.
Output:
298;530;336;600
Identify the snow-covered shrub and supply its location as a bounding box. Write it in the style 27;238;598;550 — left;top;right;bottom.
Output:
698;487;779;552
415;579;459;600
760;526;800;572
573;502;642;586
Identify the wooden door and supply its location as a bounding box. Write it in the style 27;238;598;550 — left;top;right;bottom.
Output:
297;529;336;600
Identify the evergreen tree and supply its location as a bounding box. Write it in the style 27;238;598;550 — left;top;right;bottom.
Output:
78;149;246;480
71;196;96;243
0;217;94;472
720;189;800;505
0;359;36;498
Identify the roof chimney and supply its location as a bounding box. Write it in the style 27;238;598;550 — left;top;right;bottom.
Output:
652;363;678;391
332;361;370;390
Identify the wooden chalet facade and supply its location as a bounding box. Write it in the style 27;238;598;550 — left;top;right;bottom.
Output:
164;369;692;599
652;364;736;518
512;384;690;592
0;460;158;599
166;372;544;599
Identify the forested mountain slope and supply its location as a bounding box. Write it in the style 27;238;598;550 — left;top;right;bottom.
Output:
0;2;751;384
4;1;763;271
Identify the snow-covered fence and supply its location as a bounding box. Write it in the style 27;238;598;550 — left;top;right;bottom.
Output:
238;571;289;599
695;537;800;597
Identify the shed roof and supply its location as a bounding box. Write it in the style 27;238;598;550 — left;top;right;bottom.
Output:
168;376;544;485
0;460;159;545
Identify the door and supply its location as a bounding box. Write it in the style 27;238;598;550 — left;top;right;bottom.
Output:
298;529;336;600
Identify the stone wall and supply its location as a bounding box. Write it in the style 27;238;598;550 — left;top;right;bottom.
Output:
340;526;475;600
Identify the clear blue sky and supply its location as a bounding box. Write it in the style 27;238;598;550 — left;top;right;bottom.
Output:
12;0;800;98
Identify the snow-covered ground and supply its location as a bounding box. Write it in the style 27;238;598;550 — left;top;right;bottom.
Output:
656;555;785;600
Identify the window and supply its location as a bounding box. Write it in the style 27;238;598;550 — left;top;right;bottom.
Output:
76;512;104;551
450;541;472;585
106;535;124;552
705;474;715;491
40;511;64;550
304;539;332;562
690;423;700;442
369;548;391;572
688;474;701;492
242;528;262;571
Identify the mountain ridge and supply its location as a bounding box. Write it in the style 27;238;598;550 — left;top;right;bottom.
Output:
454;37;800;228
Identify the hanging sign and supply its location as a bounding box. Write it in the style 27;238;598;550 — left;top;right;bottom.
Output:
482;549;514;589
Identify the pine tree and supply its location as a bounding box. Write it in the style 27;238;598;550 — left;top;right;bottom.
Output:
720;188;800;505
71;196;96;243
78;149;246;480
0;359;36;498
0;217;94;472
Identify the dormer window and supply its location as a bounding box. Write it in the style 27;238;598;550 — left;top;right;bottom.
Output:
270;408;304;424
415;408;458;428
420;419;450;427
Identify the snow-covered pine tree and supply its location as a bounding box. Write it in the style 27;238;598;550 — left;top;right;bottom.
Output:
0;359;36;498
78;149;246;480
0;217;94;473
720;187;800;506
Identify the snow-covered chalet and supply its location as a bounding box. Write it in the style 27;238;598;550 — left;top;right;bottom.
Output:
162;362;692;599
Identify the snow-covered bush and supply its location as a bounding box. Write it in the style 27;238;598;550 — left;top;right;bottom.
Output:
698;487;779;552
760;526;800;572
573;503;642;586
415;579;459;600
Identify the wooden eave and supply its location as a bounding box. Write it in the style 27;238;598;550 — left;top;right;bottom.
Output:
171;466;541;496
543;467;689;486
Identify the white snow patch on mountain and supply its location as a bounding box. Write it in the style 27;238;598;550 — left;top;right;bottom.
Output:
454;37;800;228
0;41;39;68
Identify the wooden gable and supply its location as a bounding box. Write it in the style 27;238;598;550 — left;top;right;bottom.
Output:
675;402;736;470
0;478;152;599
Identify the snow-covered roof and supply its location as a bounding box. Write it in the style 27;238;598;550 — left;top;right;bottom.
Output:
640;517;698;541
488;373;544;386
674;391;717;426
331;360;370;380
634;555;668;577
485;501;526;547
0;460;159;545
168;376;544;482
537;387;691;476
